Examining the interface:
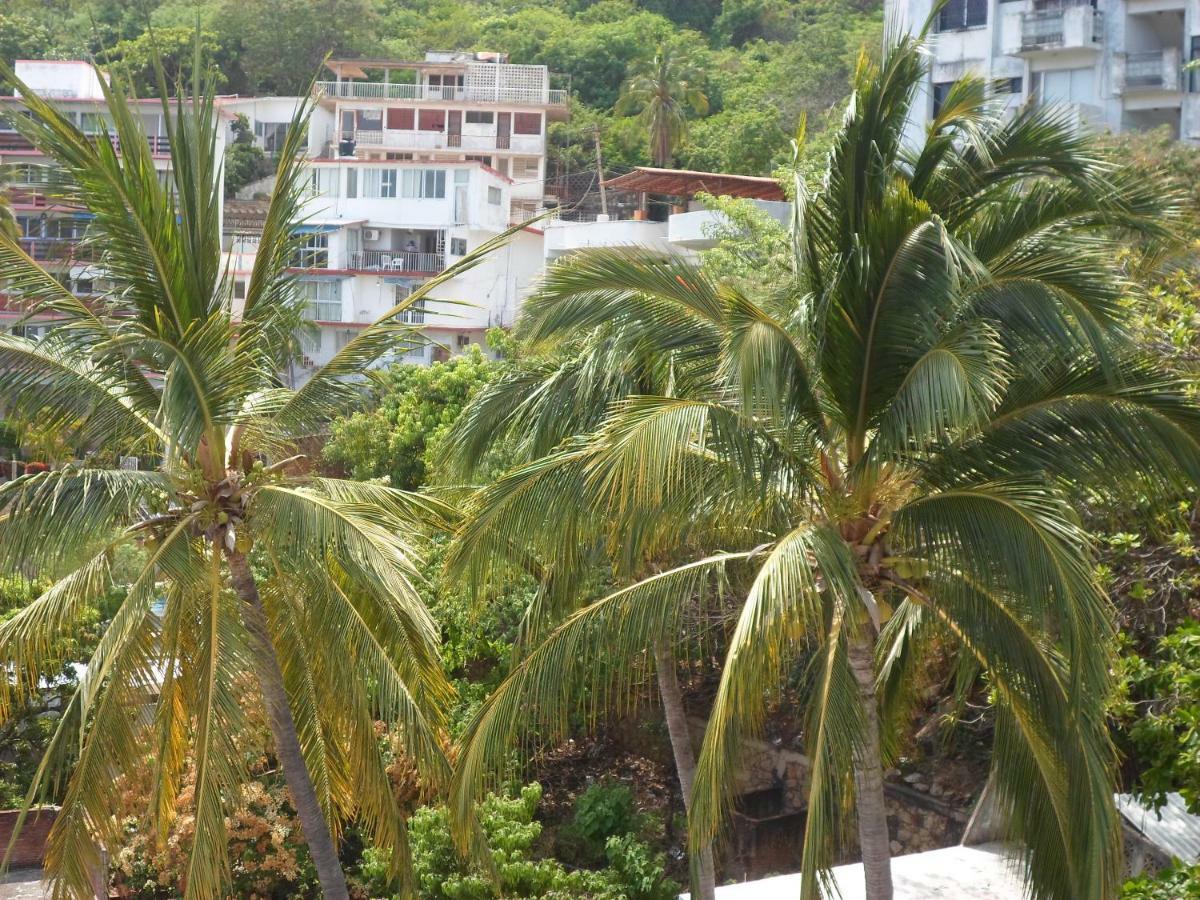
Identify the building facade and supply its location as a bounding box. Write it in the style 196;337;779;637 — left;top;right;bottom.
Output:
888;0;1200;143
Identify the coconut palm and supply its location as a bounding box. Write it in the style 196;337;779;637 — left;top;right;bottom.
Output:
443;32;1200;900
618;44;709;167
0;62;501;899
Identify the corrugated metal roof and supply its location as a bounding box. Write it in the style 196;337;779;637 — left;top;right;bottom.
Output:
1118;792;1200;863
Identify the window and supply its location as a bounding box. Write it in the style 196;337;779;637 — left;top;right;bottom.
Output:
294;233;329;268
418;109;446;132
450;237;467;255
932;81;955;117
309;167;339;197
346;168;357;198
512;157;540;180
254;121;290;152
465;110;494;124
513;113;542;135
80;112;115;135
355;109;383;131
465;154;493;166
298;280;341;320
298;327;322;356
487;186;502;205
233;280;247;300
1031;67;1095;104
401;168;447;199
386;152;414;160
396;285;427;323
359;168;399;198
934;0;986;32
996;77;1023;95
387;108;415;130
456;334;471;348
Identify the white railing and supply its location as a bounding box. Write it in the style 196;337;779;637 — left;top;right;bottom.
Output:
348;249;443;273
1020;5;1101;51
1123;48;1181;91
337;129;543;154
316;80;567;106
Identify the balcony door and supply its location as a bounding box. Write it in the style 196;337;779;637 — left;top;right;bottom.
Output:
448;110;462;148
496;112;511;150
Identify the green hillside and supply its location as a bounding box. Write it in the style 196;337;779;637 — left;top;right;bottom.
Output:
0;0;882;175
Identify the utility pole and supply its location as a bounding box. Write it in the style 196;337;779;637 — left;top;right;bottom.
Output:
592;123;608;218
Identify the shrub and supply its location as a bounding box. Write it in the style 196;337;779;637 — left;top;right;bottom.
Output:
1122;863;1200;898
357;783;676;900
557;781;645;866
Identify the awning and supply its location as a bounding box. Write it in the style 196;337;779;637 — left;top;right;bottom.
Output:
602;167;786;201
293;223;343;234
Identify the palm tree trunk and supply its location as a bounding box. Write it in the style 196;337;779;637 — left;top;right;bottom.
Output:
847;632;894;900
652;641;717;900
226;549;350;900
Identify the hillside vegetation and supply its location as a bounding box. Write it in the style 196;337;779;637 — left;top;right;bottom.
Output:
0;0;882;175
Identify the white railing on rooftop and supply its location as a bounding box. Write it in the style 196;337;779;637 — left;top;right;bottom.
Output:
316;80;567;106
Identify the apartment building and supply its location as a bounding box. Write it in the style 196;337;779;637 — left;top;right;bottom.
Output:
222;52;566;374
2;53;565;376
887;0;1200;142
0;60;226;340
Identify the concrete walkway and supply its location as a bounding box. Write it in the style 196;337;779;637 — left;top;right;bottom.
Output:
0;870;46;900
684;843;1026;899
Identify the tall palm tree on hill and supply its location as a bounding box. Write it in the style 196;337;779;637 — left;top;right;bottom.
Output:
0;61;501;899
618;45;709;167
443;31;1199;900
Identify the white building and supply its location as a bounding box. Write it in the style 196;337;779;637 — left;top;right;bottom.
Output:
221;52;566;374
0;61;228;339
543;167;792;261
887;0;1200;142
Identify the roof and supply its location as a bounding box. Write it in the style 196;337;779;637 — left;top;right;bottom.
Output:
1118;793;1200;863
683;843;1025;899
602;167;786;201
223;200;270;232
324;58;469;78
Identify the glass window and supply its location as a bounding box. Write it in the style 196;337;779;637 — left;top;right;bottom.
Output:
935;0;986;31
932;81;955;117
424;169;446;198
400;168;447;199
346;168;357;198
253;121;290;152
293;233;329;268
233;280;247;300
298;280;341;320
487;186;502;205
418;109;446;131
395;284;427;323
465;111;494;124
355;109;383;131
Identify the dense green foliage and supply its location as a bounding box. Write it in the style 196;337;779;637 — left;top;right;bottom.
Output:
1113;624;1200;814
1121;864;1200;899
0;0;881;176
357;783;677;899
323;347;499;489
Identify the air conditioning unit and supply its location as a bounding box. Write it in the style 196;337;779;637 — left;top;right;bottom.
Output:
363;228;381;241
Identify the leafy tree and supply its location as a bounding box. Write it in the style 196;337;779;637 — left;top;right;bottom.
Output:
101;25;244;96
617;44;709;167
323;347;498;490
1112;623;1200;813
442;33;1197;900
0;58;507;898
224;112;267;199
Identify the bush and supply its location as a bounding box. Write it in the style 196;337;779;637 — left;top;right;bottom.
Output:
557;781;645;866
1122;863;1200;898
357;783;677;900
1112;622;1200;813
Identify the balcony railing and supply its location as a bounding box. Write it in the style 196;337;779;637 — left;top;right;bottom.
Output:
315;80;567;106
1122;48;1182;92
332;129;543;156
18;238;93;262
347;249;443;273
1020;5;1101;51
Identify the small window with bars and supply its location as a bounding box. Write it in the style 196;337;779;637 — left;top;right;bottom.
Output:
934;0;986;32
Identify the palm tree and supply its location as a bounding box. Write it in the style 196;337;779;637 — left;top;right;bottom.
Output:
0;62;501;899
444;32;1200;900
618;45;709;167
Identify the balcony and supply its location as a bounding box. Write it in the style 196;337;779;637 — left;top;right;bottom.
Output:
18;238;92;263
1119;47;1183;95
335;128;543;156
315;80;568;107
346;249;443;274
1019;5;1102;54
